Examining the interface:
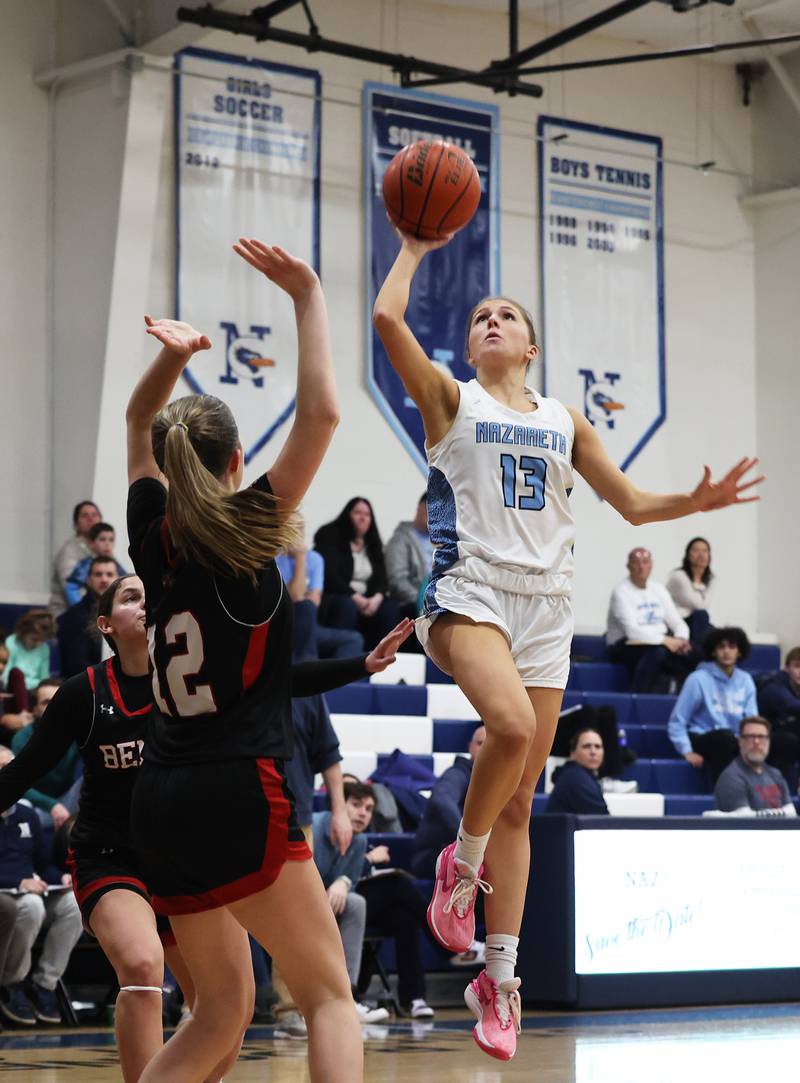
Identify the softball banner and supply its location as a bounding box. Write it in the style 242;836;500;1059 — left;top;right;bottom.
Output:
176;47;320;464
364;83;499;473
538;116;665;472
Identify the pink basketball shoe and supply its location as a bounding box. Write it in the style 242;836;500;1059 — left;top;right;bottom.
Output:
426;842;492;954
464;970;522;1061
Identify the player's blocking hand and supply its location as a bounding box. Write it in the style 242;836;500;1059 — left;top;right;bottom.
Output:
365;618;415;673
691;457;765;513
233;239;319;302
144;316;211;359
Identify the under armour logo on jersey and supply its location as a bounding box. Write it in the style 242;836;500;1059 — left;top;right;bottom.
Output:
18;823;32;839
100;705;114;715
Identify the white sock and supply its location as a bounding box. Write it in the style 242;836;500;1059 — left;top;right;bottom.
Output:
485;934;519;986
453;821;491;873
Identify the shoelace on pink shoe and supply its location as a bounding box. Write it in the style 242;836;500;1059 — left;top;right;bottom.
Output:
443;871;493;918
493;984;521;1033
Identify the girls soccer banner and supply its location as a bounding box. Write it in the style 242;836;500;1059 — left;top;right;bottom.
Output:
538;116;665;472
176;47;320;464
364;83;499;473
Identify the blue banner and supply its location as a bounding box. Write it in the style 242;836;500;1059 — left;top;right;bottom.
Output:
364;83;499;473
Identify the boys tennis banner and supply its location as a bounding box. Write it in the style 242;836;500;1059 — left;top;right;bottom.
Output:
176;47;320;464
538;116;665;472
364;83;499;473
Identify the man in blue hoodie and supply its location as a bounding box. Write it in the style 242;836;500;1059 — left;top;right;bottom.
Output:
667;627;757;781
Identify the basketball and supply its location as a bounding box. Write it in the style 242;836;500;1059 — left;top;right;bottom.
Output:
382;140;481;240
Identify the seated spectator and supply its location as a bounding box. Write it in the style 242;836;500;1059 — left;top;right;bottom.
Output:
412;726;485;880
57;557;117;678
350;781;436;1019
3;611;56;712
64;522;127;608
314;497;401;649
714;717;796;817
11;680;81;830
667;627;757;781
550;702;635;785
312;800;388;1025
385;493;432;620
0;639;33;744
276;523;364;661
0;786;82;1025
49;500;102;618
758;645;800;729
666;537;715;646
545;728;610;815
606;547;694;693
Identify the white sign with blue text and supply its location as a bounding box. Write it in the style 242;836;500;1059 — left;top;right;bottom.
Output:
176;47;320;464
538;116;664;472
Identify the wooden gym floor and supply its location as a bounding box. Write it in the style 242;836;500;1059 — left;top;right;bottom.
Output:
1;1003;798;1080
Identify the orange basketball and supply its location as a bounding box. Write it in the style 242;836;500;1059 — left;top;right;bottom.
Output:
382;140;481;240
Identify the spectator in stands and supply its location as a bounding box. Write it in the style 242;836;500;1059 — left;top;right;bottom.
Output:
667;627;757;781
314;497;401;649
11;680;81;831
49;500;102;617
758;645;800;729
714;717;796;816
545;728;610;815
349;780;436;1019
412;725;486;880
312;792;389;1026
606;547;694;693
666;537;715;646
0;784;82;1025
0;640;33;743
64;523;127;608
385;494;432;619
3;611;55;712
57;557;117;678
276;522;364;661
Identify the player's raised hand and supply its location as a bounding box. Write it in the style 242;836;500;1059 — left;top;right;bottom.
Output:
364;618;415;673
144;316;211;359
691;457;765;513
391;221;453;258
233;239;319;302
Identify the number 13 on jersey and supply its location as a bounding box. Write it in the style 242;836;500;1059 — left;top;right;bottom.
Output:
500;453;548;511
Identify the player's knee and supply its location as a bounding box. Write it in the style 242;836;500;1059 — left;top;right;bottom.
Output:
486;712;535;755
116;947;164;990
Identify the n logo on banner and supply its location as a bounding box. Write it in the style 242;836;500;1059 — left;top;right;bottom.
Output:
579;369;625;430
219;322;272;388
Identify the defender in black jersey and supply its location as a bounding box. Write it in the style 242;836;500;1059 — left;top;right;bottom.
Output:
0;568;409;1081
127;242;363;1083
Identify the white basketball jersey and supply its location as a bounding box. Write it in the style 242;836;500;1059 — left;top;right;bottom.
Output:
425;379;575;598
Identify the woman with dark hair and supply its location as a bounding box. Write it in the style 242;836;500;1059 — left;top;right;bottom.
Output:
125;241;362;1083
666;537;715;644
667;626;757;781
314;497;401;649
373;228;762;1061
49;500;103;617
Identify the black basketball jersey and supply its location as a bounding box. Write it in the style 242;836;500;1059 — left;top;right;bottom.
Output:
70;658;152;851
127;475;294;766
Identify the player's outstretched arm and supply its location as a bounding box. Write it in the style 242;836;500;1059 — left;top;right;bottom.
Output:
126;318;211;485
234;239;338;508
568;407;764;524
373;231;459;446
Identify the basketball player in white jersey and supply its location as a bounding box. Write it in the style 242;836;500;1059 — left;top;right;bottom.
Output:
374;230;763;1060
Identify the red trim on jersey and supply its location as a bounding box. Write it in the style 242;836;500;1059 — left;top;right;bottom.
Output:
160;519;179;568
150;758;310;915
86;666;96;692
104;658;151;718
241;622;270;691
75;873;150;909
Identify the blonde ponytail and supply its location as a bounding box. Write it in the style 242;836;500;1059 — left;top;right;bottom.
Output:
152;395;298;583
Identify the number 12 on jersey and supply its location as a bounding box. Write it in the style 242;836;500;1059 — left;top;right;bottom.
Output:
500;454;548;510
